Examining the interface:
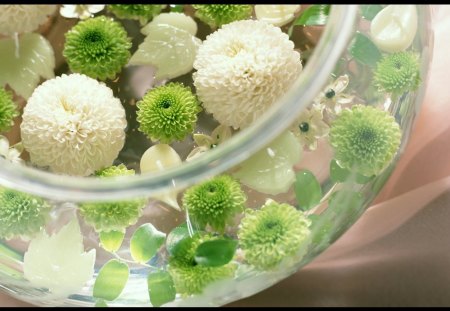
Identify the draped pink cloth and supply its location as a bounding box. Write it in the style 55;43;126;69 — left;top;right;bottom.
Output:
2;4;449;307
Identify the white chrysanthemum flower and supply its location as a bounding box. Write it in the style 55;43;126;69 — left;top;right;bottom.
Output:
59;5;105;20
21;73;127;176
0;135;23;165
193;20;302;129
0;5;57;36
290;104;329;151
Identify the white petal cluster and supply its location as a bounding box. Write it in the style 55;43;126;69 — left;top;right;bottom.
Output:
21;74;127;176
0;5;57;36
193;20;302;129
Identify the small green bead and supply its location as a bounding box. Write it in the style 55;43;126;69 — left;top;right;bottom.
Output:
182;175;246;233
373;51;421;96
0;188;51;240
238;200;311;270
168;233;236;296
192;5;253;28
329;105;401;177
0;87;19;133
63;16;132;81
137;83;201;144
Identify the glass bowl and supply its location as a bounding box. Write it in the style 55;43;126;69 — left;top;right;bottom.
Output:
0;4;433;307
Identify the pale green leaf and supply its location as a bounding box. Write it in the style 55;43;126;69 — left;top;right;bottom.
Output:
360;5;383;20
294;170;322;211
194;239;237;267
348;32;382;67
130;223;166;264
147;271;176;307
294;5;330;26
0;33;55;99
93;259;129;301
99;230;125;253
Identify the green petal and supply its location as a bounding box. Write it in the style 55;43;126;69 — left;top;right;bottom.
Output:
99;230;125;253
147;271;176;307
93;259;129;301
130;223;166;264
293;170;323;211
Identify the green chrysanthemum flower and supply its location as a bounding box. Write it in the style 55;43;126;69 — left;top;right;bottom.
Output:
136;83;201;144
192;4;253;28
79;166;146;232
237;200;311;270
63;16;132;81
0;87;19;133
0;188;51;240
330;105;402;177
95;164;135;178
168;233;237;296
373;51;421;96
182;175;246;232
108;4;165;25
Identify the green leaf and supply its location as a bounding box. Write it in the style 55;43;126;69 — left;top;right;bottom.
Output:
348;32;382;67
166;222;196;256
170;4;184;13
99;230;125;253
294;5;330;26
130;223;166;264
294;170;323;211
95;299;108;307
93;259;129;301
147;271;176;307
330;160;374;184
0;33;55;99
194;239;237;267
307;214;333;247
360;5;383;20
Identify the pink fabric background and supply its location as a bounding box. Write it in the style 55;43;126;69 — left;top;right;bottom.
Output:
2;4;449;307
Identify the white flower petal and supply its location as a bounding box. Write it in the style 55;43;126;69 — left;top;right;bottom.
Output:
0;5;56;36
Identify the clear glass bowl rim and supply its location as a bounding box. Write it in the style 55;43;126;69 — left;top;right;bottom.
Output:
0;5;359;201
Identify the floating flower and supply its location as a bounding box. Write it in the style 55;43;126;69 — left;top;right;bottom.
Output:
79;166;146;232
60;5;105;20
0;5;56;36
137;83;201;144
0;87;19;133
193;20;302;129
329;105;402;177
108;4;165;25
315;75;354;117
0;188;51;240
290;105;329;151
95;164;135;178
23;218;96;298
182;175;246;232
233;131;302;195
168;233;237;296
237;199;311;270
63;16;132;81
0;135;23;164
254;5;301;27
186;125;232;162
20;73;127;176
192;5;252;29
373;51;421;97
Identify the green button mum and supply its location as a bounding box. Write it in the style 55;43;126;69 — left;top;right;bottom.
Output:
137;83;201;144
192;4;252;29
330;105;401;177
63;16;132;81
168;233;236;296
108;4;165;25
237;199;311;271
182;175;246;233
79;165;146;232
0;188;51;240
373;51;421;96
0;87;19;133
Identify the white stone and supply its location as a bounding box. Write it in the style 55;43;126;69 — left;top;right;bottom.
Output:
254;5;301;27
